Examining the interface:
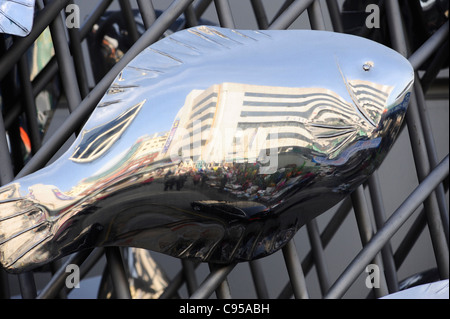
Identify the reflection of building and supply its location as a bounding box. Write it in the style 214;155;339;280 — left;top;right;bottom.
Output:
137;131;169;156
165;82;393;165
65;131;169;198
28;184;75;211
347;79;392;126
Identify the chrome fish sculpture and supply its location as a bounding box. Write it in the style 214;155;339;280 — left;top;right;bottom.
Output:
0;26;414;273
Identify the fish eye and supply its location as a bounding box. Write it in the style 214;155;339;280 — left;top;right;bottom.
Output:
363;61;374;71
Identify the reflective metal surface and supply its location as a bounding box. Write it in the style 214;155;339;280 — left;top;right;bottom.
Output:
381;280;449;299
0;26;414;273
0;0;35;37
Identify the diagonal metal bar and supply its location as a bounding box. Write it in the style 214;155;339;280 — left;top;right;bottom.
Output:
79;0;114;39
270;0;294;25
268;0;315;30
190;263;236;299
208;263;232;298
412;80;449;244
159;261;200;299
0;0;71;82
184;3;199;27
0;43;37;297
37;249;94;299
385;0;449;280
394;210;427;269
325;155;449;299
408;21;449;71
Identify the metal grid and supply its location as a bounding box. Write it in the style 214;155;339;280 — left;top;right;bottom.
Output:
0;0;448;299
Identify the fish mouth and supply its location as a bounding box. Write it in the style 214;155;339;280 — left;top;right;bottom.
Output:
334;55;414;130
335;57;377;129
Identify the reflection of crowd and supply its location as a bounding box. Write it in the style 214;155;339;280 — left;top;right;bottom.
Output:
163;169;187;191
160;161;318;203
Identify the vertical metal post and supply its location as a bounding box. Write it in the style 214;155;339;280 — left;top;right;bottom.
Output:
249;260;269;298
181;259;198;295
137;0;157;29
0;0;70;82
413;80;449;244
44;0;82;113
0;108;12;299
325;0;344;33
367;174;399;293
67;0;90;99
385;0;449;280
282;240;309;299
250;0;269;29
307;0;326;31
0;48;37;298
306;220;330;295
18;55;42;154
394;211;427;269
278;198;352;298
37;249;94;299
184;3;199;27
214;0;235;28
0;37;24;174
105;247;131;299
351;187;389;298
119;0;140;44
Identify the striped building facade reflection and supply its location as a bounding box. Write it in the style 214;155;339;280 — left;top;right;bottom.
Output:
167;81;393;166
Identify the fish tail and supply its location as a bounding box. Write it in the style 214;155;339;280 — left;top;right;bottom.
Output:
0;198;52;273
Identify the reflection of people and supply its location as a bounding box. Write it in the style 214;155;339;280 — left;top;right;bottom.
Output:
200;171;208;187
220;173;228;190
176;173;186;191
164;170;175;191
193;173;201;185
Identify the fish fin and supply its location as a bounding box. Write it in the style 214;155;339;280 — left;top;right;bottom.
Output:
0;199;53;272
